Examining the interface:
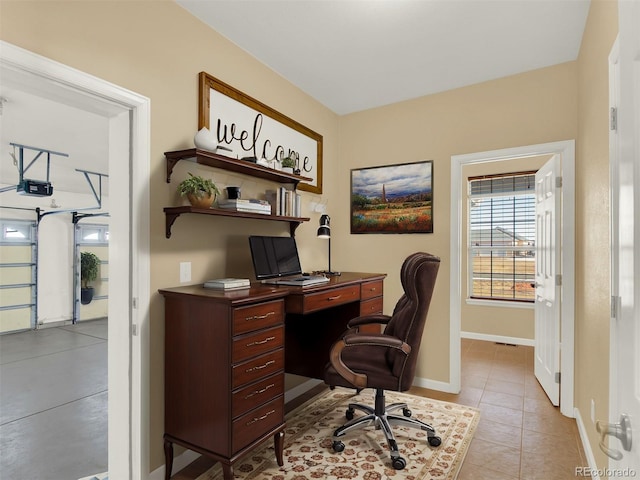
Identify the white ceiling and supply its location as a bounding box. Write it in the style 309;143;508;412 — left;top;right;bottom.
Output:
177;0;591;115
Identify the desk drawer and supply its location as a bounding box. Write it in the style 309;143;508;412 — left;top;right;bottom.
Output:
232;373;284;418
361;280;383;300
232;395;284;453
233;349;284;389
303;285;360;313
360;296;383;315
233;326;284;363
233;300;284;335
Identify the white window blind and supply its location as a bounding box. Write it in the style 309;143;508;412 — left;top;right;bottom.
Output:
468;173;536;302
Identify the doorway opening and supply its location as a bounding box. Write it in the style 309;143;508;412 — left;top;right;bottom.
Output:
0;41;150;479
450;140;575;417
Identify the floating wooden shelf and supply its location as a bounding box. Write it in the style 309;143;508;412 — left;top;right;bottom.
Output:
165;148;312;185
164;206;310;238
164;148;311;238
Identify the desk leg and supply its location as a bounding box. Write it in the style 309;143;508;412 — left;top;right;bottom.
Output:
274;430;285;466
163;437;173;480
222;463;234;480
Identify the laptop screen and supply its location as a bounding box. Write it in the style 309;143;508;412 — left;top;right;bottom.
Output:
249;236;303;279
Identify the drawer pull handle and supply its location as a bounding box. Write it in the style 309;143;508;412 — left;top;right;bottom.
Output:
244;383;275;400
245;311;276;321
369;287;377;292
246;409;275;426
247;336;276;347
246;360;275;373
328;295;342;301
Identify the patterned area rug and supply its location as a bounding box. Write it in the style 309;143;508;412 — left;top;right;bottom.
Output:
196;388;479;480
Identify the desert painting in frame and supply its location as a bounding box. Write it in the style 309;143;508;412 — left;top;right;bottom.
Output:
351;160;433;234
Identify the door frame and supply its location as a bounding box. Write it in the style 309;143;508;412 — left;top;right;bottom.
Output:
0;41;151;479
450;140;575;417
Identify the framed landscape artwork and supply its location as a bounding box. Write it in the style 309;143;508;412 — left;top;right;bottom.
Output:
351;160;434;234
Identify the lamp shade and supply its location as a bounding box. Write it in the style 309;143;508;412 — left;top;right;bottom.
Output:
317;214;331;238
317;226;330;238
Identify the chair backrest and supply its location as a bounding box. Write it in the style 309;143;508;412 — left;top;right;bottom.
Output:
384;252;440;390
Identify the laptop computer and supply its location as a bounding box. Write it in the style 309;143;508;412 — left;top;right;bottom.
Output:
248;236;330;286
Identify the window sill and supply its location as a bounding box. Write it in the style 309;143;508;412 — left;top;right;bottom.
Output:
465;298;534;310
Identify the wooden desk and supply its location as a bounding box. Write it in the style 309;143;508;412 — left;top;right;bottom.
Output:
159;272;385;480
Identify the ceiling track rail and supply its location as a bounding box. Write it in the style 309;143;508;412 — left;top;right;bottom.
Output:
72;211;109;225
0;143;69;194
75;168;108;207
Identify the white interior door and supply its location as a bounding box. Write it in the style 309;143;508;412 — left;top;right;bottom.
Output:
605;0;640;470
534;154;561;406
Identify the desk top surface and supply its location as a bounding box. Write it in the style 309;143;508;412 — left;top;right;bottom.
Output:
159;272;386;306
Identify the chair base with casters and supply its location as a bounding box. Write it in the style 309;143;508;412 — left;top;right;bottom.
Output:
331;388;442;470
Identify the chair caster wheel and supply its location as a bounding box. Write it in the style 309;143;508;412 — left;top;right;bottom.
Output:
391;456;406;470
345;408;355;420
332;440;345;452
428;436;442;447
402;407;412;417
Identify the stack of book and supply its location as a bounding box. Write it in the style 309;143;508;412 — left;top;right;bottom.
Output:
217;199;271;215
265;187;301;217
204;278;251;290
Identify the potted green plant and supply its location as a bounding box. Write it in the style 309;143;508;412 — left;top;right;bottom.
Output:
281;156;296;174
80;251;100;305
177;172;220;208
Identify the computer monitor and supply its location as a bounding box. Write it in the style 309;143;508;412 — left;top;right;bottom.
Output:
248;236;303;280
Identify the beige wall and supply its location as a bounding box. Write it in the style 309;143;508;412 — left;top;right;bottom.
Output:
575;0;618;469
0;0;619;474
338;63;578;382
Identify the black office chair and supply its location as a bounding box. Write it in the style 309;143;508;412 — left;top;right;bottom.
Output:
324;252;441;470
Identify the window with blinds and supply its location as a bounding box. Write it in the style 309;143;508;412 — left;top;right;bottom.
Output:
468;172;536;302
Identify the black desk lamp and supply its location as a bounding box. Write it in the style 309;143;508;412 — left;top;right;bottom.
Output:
317;214;340;276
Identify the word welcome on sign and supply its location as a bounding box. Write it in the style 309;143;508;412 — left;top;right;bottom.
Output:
198;72;323;194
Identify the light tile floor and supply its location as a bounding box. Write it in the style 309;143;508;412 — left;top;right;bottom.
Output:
172;338;587;479
0;319;108;480
418;338;587;480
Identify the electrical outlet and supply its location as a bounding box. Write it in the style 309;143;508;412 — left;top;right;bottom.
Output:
591;399;596;423
179;262;191;283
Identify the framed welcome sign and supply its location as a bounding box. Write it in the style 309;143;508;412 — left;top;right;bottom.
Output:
198;72;323;194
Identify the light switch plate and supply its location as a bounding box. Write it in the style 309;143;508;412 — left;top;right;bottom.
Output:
179;262;191;283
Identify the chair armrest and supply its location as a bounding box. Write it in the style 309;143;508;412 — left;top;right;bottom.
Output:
329;333;411;389
347;314;392;329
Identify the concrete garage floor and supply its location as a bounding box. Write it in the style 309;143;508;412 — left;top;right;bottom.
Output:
0;318;107;480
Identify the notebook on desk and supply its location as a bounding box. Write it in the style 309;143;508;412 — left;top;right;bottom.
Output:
248;236;330;287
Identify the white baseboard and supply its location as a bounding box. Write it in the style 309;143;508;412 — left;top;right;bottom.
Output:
412;376;457;393
148;449;200;480
574;407;601;480
461;331;535;347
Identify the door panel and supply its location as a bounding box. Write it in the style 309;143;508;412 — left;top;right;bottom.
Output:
0;224;36;333
607;1;640;469
534;154;561;406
